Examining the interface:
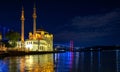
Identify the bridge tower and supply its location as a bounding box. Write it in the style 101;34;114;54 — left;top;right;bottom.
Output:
70;40;74;51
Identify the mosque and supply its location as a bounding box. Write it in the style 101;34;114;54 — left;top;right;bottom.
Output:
16;4;53;51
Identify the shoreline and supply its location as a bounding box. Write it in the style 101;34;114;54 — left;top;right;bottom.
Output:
0;50;66;57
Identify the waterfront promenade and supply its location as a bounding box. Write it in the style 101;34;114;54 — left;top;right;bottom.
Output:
1;45;120;57
0;47;65;57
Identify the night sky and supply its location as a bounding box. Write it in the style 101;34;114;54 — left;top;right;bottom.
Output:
0;0;120;47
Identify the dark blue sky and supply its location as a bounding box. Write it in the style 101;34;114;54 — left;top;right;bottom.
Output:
0;0;120;47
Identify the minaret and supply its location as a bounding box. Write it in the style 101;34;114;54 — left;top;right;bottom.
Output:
21;6;25;43
33;3;37;35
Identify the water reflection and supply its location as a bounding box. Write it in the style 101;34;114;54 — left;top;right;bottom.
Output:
54;50;119;72
54;52;75;72
0;54;54;72
0;58;9;72
0;50;120;72
116;50;120;72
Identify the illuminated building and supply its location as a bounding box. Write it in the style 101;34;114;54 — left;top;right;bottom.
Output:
17;4;53;51
25;29;53;51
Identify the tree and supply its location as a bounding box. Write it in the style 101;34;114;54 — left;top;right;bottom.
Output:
5;30;20;48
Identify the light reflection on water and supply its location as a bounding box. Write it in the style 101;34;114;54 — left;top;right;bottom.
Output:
0;54;54;72
0;50;120;72
54;51;119;72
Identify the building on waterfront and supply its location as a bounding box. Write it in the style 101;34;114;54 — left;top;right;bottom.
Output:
24;29;53;51
16;4;53;51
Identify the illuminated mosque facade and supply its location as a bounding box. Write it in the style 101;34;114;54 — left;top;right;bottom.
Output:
16;4;53;51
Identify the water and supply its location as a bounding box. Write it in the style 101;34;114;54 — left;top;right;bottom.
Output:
0;50;119;72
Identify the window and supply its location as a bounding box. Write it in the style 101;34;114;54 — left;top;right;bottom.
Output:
33;42;38;44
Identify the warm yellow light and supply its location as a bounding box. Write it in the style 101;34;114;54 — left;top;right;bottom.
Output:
41;31;44;35
29;32;32;35
46;34;50;37
50;34;53;37
25;44;32;49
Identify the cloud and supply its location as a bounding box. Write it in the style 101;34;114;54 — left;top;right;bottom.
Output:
72;9;120;28
55;9;120;46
